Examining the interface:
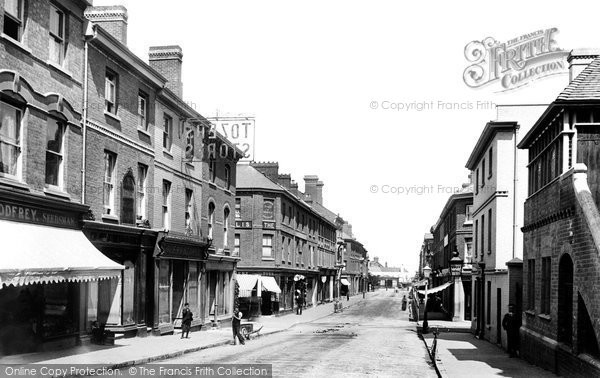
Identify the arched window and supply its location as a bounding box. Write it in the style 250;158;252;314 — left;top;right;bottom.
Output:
121;171;136;224
208;202;215;240
223;207;230;247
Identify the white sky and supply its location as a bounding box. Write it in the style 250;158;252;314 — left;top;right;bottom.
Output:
94;0;600;273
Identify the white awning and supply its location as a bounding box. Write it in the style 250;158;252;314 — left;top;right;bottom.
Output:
417;281;453;295
340;278;350;286
0;220;124;288
235;274;259;297
261;276;281;293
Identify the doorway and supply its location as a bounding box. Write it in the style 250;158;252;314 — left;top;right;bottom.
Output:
496;288;502;345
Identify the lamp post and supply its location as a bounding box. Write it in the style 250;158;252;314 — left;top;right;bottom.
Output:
449;250;464;322
422;264;432;334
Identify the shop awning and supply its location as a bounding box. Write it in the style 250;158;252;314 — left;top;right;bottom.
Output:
261;276;281;293
235;274;259;297
417;281;453;295
0;220;124;288
340;278;350;286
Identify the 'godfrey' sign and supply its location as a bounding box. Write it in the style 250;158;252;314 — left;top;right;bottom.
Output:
0;201;77;227
463;28;569;92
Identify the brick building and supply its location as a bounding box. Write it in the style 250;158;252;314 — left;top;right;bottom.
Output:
516;50;600;376
429;184;473;321
235;163;338;316
79;5;241;337
340;223;368;296
0;0;123;354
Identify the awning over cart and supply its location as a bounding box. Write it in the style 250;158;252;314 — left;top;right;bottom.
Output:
261;276;281;294
0;220;124;288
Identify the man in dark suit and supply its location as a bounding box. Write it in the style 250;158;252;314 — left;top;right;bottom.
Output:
181;303;193;339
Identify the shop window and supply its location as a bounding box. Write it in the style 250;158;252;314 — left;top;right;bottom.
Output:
162;180;171;230
103;151;116;215
122;261;135;325
0;101;21;178
3;0;23;41
158;260;171;324
48;5;65;65
162;114;172;151
104;70;117;114
136;164;147;220
121;172;136;225
188;262;199;313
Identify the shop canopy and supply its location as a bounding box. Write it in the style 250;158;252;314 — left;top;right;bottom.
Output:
236;274;260;297
0;220;124;288
261;276;281;294
417;281;453;295
340;278;351;286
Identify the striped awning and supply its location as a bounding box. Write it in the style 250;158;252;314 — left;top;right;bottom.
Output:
235;274;260;297
0;220;123;288
261;276;281;293
417;281;453;295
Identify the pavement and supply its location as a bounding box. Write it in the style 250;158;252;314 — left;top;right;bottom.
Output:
419;321;557;377
0;292;374;368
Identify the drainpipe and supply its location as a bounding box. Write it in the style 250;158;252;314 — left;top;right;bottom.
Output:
81;22;95;204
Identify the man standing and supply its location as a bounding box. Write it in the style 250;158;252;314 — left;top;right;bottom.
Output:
295;290;303;315
181;303;193;339
502;304;521;357
232;311;245;345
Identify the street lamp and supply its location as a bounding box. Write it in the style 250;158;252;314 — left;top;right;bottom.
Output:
449;250;464;322
422;264;432;334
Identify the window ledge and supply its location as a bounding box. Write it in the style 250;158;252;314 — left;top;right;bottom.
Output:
538;314;551;321
208;182;217;189
137;127;152;138
0;33;32;55
262;257;275;261
162;149;173;158
101;214;120;224
104;110;121;123
525;310;535;317
0;176;29;191
46;60;73;78
44;187;70;200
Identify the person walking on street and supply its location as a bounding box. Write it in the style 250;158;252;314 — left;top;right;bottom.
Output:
502;304;521;357
181;303;193;339
346;291;350;301
401;295;407;311
232;311;245;345
295;290;303;315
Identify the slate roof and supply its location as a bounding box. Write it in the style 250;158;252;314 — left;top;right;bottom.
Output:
236;164;283;191
557;57;600;102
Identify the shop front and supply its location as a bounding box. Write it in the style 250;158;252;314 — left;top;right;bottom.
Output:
0;193;123;355
153;232;208;335
205;256;237;327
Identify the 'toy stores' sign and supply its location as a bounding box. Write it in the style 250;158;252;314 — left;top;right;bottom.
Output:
463;28;569;92
0;200;77;228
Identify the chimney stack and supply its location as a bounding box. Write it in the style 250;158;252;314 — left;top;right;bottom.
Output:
373;257;379;264
567;48;600;82
249;161;279;183
84;5;128;45
277;174;291;189
290;181;300;197
304;175;324;204
149;45;183;98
